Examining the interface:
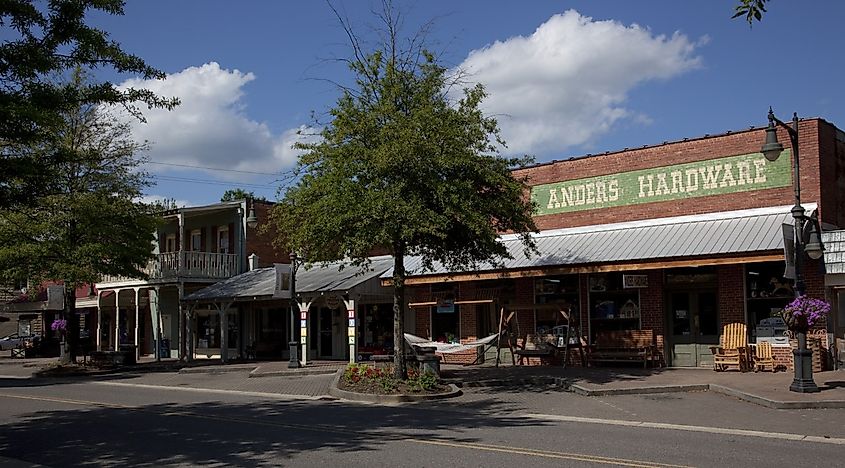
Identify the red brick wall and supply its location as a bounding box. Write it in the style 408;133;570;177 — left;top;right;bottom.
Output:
514;120;833;230
245;201;288;267
718;264;745;325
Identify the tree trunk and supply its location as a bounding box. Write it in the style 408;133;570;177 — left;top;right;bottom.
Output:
392;242;407;380
64;285;78;363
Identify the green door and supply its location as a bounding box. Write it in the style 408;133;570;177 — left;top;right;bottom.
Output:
669;291;719;367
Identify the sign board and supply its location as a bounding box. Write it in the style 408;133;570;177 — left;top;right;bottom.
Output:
324;294;341;310
272;264;292;299
436;299;455;314
623;274;648;289
531;151;792;216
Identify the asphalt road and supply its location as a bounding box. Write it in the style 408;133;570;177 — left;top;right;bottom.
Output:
0;378;842;467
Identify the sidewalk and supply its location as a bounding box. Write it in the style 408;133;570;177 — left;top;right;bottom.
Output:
442;365;845;409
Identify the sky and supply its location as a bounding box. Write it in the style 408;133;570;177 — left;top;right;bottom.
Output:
81;0;845;207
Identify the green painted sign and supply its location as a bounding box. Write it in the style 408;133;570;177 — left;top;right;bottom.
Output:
531;151;792;216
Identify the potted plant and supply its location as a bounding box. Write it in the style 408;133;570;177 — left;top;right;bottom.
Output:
779;295;831;393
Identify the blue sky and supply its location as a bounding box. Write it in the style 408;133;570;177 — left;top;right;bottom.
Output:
85;1;845;207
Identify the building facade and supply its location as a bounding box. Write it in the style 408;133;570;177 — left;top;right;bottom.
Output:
402;118;844;368
95;199;283;360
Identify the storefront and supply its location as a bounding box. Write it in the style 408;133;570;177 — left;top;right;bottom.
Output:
400;118;844;368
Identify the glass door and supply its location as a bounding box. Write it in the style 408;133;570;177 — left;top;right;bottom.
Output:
669;290;719;367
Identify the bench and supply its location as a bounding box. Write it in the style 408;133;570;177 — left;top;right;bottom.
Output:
588;330;658;368
514;334;558;365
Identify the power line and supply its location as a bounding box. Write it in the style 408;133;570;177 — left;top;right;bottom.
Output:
153;175;277;190
144;160;295;177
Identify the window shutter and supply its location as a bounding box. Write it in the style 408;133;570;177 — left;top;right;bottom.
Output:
200;227;207;252
175;230;180;252
211;226;218;253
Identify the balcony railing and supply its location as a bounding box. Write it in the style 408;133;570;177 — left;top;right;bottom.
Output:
100;251;240;284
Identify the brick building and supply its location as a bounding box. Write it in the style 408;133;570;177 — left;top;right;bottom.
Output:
401;118;844;368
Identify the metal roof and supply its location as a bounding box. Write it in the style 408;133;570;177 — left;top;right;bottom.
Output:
183;255;395;302
822;230;845;274
382;204;814;279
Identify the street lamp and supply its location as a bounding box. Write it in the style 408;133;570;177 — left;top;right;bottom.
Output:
760;107;824;393
288;252;302;368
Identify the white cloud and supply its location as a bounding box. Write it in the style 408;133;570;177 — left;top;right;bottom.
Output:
456;10;703;156
120;62;315;180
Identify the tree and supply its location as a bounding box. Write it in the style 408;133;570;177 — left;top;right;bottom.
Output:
221;188;266;203
0;69;160;361
733;0;769;26
271;2;537;379
1;0;178;208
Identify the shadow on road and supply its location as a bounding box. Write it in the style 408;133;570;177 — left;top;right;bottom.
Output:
0;394;548;466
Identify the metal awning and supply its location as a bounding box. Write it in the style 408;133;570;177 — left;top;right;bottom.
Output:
382;204;815;284
183;256;395;303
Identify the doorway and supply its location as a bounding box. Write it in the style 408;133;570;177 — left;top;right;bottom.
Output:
668;290;719;367
312;306;347;360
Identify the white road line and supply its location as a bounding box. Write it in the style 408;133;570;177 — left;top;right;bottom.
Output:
524;413;845;445
91;381;330;401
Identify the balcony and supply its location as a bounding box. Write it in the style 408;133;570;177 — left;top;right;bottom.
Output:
100;251;241;285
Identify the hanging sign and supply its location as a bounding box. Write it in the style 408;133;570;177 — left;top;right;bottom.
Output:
272;264;292;299
324;294;341;310
623;274;649;289
436;299;455;314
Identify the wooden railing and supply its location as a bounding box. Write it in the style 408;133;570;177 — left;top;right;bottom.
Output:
99;252;240;284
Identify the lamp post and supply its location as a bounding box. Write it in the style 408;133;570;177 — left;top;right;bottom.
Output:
760;108;824;393
288;252;302;368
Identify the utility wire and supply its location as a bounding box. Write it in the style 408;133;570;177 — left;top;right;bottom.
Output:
144;160;296;178
153;175;277;189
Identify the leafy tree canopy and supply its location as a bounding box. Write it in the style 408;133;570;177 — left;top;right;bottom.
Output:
0;0;178;207
221;188;267;203
733;0;769;26
271;1;537;377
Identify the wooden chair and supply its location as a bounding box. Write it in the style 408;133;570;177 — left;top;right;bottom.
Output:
753;341;775;372
710;323;748;372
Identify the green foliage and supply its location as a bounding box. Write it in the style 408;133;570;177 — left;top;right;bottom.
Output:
0;0;179;208
733;0;769;26
148;197;181;212
343;363;399;392
221;188;266;203
273;5;537;378
0;69;160;289
406;366;438;392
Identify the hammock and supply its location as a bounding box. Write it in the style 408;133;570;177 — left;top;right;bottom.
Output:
403;332;500;354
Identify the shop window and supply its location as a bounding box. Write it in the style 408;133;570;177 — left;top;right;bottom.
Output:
746;262;793;341
431;304;459;343
197;313;220;349
359;303;393;355
588;272;640;341
534;276;579;334
18;319;31;336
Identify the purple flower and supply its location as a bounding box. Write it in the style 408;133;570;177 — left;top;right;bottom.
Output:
781;295;831;331
51;319;67;332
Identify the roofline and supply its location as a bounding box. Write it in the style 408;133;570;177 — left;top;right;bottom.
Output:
514;117;836;172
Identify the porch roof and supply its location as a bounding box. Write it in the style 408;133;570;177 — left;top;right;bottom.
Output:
381;204;814;282
183;255;394;303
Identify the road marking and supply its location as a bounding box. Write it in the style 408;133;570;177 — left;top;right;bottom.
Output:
412;439;690;467
525;413;845;445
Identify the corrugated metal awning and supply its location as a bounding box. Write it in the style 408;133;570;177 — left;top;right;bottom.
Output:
183;256;394;302
382;204;814;283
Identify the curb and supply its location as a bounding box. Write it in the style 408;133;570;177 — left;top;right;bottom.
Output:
553;378;845;409
328;369;463;403
555;378;709;396
178;365;257;375
249;366;341;378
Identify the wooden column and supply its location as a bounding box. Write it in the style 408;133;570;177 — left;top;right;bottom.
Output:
298;299;312;366
96;290;103;351
219;302;232;363
150;287;161;361
343;297;357;364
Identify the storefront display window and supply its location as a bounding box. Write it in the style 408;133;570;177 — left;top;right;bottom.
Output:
746;262;793;342
534;276;579;334
359;303;393;355
588;272;640;341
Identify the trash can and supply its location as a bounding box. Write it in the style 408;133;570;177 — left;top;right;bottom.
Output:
118;344;137;365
